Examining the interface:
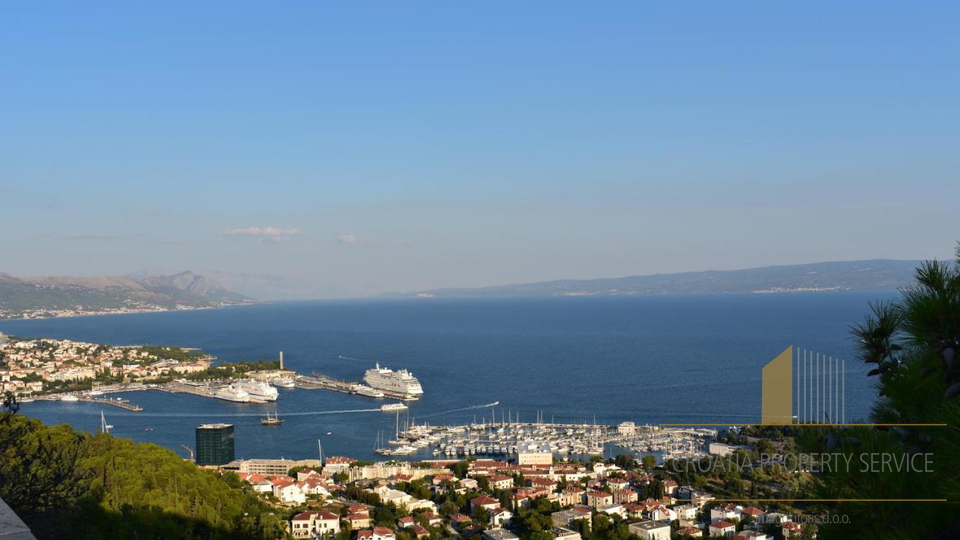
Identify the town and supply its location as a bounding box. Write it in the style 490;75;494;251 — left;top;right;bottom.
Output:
194;422;820;540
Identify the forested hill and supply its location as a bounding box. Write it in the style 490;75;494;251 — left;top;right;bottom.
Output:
0;411;285;540
396;259;923;298
0;271;254;319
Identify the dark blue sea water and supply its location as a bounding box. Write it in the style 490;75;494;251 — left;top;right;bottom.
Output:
0;293;894;461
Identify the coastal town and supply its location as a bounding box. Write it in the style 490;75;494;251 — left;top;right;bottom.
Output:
213;439;819;540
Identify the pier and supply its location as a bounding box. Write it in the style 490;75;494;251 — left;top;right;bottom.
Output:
161;380;267;404
79;396;143;411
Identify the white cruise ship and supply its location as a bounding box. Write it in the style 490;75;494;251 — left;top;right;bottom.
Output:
237;379;279;401
364;363;423;399
214;383;251;403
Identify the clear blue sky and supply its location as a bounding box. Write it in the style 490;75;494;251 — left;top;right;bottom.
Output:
1;2;957;296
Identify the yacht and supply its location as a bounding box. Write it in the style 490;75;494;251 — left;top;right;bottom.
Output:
214;384;251;403
60;394;79;402
355;384;385;398
271;377;295;388
364;363;423;399
381;403;408;412
237;379;279;401
260;411;284;426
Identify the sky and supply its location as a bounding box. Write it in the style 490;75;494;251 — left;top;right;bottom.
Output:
1;2;958;297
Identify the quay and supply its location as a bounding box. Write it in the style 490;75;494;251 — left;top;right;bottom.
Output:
161;380;267;404
297;372;420;401
80;396;143;411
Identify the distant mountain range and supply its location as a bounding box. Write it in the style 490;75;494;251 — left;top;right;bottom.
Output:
395;259;924;298
0;271;253;319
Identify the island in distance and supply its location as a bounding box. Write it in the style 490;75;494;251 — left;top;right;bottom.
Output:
0;270;254;320
395;259;924;298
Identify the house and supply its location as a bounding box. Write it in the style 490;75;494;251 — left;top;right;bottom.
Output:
491;508;514;527
673;504;698;521
612;489;638;504
470;495;501;515
677;526;703;538
661;480;678;496
586;491;613;508
373;527;396;540
711;503;741;523
423;513;443;527
740;507;765;521
411;525;430;539
451;514;473;529
781;521;805;539
483;528;520;540
274;482;306;504
708;521;737;538
627;521;671;540
733;532;768;540
290;511;340;539
551;528;582;540
598;504;626;519
490;475;515;490
551;507;592;530
345;514;373;529
397;517;415;528
560;488;586;507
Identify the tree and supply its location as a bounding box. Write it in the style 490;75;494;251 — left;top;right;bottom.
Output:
798;246;960;540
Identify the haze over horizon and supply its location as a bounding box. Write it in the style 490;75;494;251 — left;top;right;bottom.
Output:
2;2;958;296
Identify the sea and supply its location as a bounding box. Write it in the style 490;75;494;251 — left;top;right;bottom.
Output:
0;293;895;462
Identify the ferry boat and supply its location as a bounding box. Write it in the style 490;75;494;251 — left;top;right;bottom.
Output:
260;411;283;426
214;384;251;403
355;384;385;398
271;377;295;388
60;394;79;402
364;363;423;399
381;403;408;412
237;379;279;401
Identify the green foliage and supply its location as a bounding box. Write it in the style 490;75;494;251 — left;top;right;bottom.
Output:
800;247;960;539
0;401;285;540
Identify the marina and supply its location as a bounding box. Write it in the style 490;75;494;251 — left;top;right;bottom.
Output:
368;410;715;462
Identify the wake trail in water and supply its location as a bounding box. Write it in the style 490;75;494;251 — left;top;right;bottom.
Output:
417;401;499;419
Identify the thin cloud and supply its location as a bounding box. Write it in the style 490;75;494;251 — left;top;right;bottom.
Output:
223;227;303;243
337;234;372;245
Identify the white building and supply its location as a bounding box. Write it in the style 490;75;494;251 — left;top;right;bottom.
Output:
627;521;671;540
518;442;553;466
291;511;340;539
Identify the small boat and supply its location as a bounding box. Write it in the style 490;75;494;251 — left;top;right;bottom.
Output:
381;403;408;412
271;377;295;389
326;431;333;435
144;427;154;431
260;411;284;426
355;385;385;398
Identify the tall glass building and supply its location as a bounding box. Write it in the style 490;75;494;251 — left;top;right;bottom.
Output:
195;423;235;466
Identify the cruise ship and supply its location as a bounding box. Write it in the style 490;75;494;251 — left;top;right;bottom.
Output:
237;379;279;401
214;384;251;403
364;363;423;399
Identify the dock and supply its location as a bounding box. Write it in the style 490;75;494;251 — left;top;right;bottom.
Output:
80;396;143;411
295;373;356;394
161;381;267;404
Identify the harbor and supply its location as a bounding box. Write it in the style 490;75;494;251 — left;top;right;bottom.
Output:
371;412;715;462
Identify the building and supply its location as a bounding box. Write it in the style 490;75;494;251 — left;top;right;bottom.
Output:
708;443;734;456
627;521;671;540
551;528;582;540
222;458;321;476
517;441;553;466
677;526;703;538
708;521;737;538
195;423;234;466
483;529;520;540
617;422;636;436
291;511;340;539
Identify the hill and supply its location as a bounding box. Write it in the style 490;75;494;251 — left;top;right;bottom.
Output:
0;271;254;319
396;259;923;298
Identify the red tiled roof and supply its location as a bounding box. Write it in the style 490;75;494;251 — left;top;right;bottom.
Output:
711;521;735;529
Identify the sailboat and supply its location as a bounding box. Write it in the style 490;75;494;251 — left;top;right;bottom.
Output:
100;410;113;434
260;411;283;426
